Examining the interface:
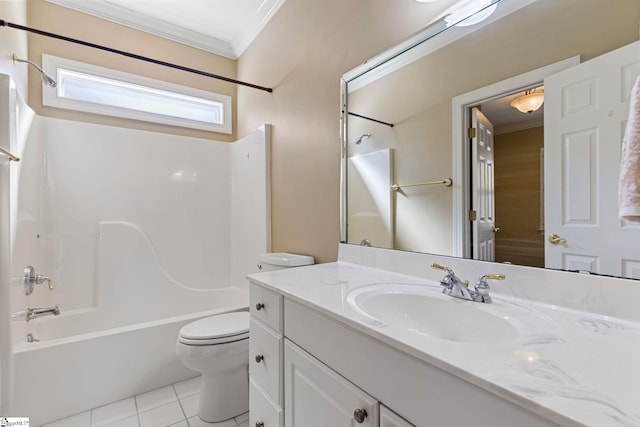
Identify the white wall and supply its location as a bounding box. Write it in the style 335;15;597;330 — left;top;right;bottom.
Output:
10;116;270;335
0;0;28;414
230;124;272;289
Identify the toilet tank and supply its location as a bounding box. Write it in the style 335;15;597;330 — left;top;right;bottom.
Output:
258;252;314;272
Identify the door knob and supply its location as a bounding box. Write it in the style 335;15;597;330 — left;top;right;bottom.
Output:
548;233;567;245
354;408;368;423
491;226;500;233
255;354;264;363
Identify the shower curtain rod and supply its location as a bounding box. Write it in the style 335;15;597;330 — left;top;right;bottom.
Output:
0;19;273;93
347;112;394;128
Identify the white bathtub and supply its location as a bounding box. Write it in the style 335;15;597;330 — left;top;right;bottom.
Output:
6;120;270;425
11;297;247;426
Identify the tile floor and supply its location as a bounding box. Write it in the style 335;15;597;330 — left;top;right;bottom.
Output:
42;376;249;427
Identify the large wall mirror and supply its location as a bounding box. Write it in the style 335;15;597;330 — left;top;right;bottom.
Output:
342;0;640;279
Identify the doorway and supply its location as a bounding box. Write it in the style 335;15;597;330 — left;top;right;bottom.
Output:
450;57;579;259
475;89;545;267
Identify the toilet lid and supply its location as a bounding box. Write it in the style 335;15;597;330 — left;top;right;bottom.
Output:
179;312;249;343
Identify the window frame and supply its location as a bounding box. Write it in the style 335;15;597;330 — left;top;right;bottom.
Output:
42;54;232;134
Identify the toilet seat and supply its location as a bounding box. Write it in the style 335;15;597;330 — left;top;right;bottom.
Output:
178;312;249;346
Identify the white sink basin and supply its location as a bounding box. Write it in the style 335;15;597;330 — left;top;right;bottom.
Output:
346;283;551;345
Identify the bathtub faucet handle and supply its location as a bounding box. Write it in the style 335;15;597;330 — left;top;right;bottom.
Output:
39;275;53;290
23;266;53;295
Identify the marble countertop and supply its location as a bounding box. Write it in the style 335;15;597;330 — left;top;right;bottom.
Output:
247;261;640;427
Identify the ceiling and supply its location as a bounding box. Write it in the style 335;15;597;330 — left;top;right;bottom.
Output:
481;87;544;135
45;0;287;59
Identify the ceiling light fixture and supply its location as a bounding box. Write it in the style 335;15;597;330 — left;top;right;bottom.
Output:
444;0;498;27
510;87;545;114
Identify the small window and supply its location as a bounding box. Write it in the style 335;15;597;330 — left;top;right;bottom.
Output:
42;54;232;134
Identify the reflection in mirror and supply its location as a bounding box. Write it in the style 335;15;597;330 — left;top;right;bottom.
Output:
342;0;640;279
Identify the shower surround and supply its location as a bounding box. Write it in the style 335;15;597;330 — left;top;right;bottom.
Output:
8;115;270;425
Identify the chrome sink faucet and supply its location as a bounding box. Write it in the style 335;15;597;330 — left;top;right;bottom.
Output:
431;263;505;303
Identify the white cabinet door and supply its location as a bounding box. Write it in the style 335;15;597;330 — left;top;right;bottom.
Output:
284;340;379;427
381;405;415;427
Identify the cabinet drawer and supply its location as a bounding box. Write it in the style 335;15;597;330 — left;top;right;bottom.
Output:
250;378;283;427
250;282;283;333
250;319;283;404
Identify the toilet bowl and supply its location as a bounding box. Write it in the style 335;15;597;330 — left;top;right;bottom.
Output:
176;253;314;422
176;311;249;422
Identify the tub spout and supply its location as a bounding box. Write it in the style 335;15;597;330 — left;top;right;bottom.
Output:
12;304;60;321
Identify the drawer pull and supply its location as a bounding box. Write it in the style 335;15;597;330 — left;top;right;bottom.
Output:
256;302;265;311
256;422;264;427
255;354;264;363
354;408;368;423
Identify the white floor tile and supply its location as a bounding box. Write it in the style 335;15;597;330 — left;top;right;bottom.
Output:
135;385;178;413
178;393;199;418
46;379;247;427
173;376;201;399
92;398;137;427
187;416;237;427
138;401;185;427
43;411;91;427
234;412;249;424
104;415;139;427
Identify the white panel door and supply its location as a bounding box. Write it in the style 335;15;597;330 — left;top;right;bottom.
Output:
284;340;378;427
471;107;496;261
544;40;640;277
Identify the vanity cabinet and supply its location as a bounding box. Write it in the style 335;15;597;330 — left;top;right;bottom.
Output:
249;284;284;427
249;281;558;427
249;282;414;427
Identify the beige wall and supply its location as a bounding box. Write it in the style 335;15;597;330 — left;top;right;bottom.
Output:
494;126;544;268
236;0;452;262
0;0;28;97
26;0;238;141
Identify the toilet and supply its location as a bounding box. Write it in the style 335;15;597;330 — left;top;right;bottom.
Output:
176;252;314;422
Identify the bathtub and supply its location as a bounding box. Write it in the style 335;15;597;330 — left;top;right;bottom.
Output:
6;120;270;425
11;296;247;426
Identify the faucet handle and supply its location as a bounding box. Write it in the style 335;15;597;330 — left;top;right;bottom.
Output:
474;273;505;303
476;273;505;288
22;266;54;295
36;274;53;290
431;263;447;271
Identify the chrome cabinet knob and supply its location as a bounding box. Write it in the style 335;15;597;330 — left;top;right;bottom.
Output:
255;354;264;363
255;302;265;311
353;408;368;423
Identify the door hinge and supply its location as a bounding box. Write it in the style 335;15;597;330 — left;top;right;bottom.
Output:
468;127;477;138
469;210;477;221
